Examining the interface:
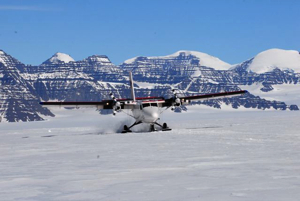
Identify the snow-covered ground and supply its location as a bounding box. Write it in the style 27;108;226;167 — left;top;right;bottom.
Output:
1;107;300;201
240;83;300;106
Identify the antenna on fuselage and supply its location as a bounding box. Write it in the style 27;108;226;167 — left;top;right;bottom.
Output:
129;72;136;102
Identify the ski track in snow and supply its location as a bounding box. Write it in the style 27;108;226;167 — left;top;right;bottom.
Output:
0;106;300;201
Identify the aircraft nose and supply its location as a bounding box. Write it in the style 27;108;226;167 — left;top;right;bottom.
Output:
143;107;159;123
151;111;159;119
145;110;158;118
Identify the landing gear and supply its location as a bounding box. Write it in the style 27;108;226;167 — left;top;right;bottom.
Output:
155;122;172;131
150;124;155;132
121;125;132;133
163;123;168;130
121;121;171;133
121;121;142;133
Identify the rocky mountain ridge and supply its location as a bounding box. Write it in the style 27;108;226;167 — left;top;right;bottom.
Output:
0;48;299;122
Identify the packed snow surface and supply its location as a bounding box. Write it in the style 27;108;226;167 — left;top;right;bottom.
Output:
1;107;300;201
124;50;231;70
248;49;300;73
49;52;75;63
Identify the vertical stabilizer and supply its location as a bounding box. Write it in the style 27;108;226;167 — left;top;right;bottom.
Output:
129;72;136;102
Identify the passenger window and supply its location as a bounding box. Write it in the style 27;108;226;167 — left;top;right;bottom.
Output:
151;103;158;107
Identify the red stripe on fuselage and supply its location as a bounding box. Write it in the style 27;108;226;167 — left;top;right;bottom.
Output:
141;100;164;103
117;96;164;101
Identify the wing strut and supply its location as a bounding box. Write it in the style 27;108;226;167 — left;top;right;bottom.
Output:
129;72;136;102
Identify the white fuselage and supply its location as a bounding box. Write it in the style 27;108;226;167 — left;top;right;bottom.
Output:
132;102;160;124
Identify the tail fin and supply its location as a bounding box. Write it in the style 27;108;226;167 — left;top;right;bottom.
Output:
129;72;136;102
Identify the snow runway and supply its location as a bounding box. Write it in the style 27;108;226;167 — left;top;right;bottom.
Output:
1;107;300;201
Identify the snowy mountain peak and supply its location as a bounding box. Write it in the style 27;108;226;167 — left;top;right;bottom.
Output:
248;48;300;73
81;55;113;66
0;50;18;66
87;55;111;63
123;56;138;64
124;50;231;70
47;52;75;64
168;50;231;70
0;50;6;64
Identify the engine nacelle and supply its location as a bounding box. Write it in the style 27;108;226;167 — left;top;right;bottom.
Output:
113;101;121;116
175;98;181;107
110;92;122;115
115;101;121;111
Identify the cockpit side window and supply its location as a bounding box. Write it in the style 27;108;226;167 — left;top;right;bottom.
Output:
142;103;150;108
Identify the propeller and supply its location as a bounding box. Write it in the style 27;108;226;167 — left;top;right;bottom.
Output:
171;89;181;111
110;92;121;115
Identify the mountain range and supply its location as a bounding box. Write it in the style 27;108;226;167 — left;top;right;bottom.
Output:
0;48;299;122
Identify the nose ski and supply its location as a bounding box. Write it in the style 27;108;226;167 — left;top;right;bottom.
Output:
121;121;171;133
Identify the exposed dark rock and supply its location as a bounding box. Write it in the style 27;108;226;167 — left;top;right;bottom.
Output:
0;50;298;122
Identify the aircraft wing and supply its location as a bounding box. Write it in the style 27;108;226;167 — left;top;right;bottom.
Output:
40;91;247;109
40;100;114;109
40;99;140;110
163;90;248;107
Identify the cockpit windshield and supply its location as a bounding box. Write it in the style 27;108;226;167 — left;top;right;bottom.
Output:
142;103;158;108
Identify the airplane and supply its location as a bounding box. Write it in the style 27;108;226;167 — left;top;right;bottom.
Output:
40;72;247;133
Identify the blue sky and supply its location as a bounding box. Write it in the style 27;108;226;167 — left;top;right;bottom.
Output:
0;0;299;65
